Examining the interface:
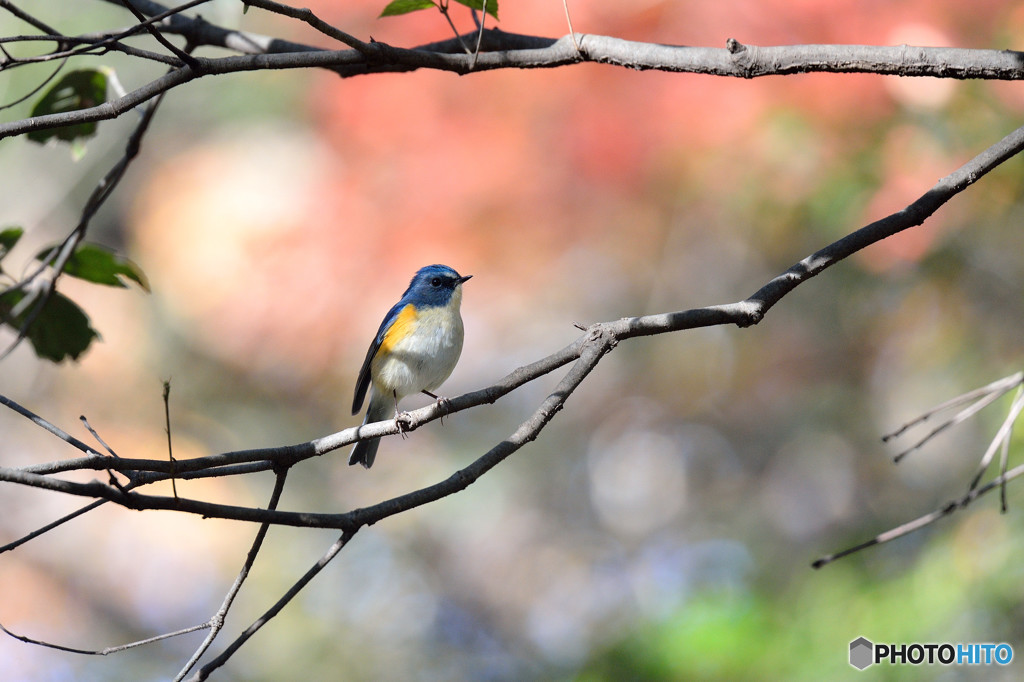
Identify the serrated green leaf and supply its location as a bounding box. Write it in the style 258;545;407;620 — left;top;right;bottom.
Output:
0;227;23;262
380;0;435;16
27;69;109;146
453;0;498;20
0;289;99;362
35;243;149;291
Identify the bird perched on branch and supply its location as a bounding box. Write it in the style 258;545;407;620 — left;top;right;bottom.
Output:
349;264;471;468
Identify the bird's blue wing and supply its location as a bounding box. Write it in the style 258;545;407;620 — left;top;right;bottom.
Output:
352;299;408;415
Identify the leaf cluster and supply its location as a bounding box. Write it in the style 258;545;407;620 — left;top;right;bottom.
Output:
381;0;499;20
0;227;148;362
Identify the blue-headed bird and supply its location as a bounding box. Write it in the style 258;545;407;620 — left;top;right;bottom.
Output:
350;264;471;468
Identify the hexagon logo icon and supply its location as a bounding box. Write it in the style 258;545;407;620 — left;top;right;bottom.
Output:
849;637;874;670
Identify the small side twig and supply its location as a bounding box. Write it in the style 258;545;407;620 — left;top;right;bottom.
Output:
119;0;198;69
78;416;119;458
80;414;132;490
814;371;1024;568
186;528;357;682
239;0;373;54
813;460;1024;569
561;0;580;52
884;371;1024;462
438;0;471;54
0;499;107;553
174;468;289;681
163;379;178;500
0;619;210;656
967;384;1024;492
468;3;487;70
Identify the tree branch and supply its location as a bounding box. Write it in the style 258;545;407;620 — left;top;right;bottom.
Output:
174;468;290;680
4;29;1024;141
187;529;357;681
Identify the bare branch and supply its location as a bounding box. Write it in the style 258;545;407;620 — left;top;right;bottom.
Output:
0;394;101;458
968;385;1024;490
5;33;1024;142
0;619;211;656
186;529;356;682
814;371;1024;568
0;0;64;36
884;372;1024;441
174;469;290;680
238;0;372;53
813;459;1024;569
0;499;105;553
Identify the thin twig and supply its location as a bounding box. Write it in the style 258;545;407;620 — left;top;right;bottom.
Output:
79;415;119;458
0;393;101;457
438;0;471;54
187;529;356;681
163;379;178;500
469;3;487;70
0;619;210;655
814;371;1024;567
883;371;1024;441
0;499;106;553
813;459;1024;569
236;0;372;54
0;58;66;111
119;0;197;68
967;386;1024;490
892;388;1006;463
80;414;133;490
561;0;580;52
174;468;289;681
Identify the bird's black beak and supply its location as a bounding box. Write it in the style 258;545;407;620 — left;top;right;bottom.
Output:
458;275;473;284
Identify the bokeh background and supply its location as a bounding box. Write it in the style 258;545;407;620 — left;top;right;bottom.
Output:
3;0;1024;679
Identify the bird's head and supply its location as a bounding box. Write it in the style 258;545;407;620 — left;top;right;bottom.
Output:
403;264;472;307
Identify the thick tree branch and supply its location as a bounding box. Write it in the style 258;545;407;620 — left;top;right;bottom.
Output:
4;27;1024;141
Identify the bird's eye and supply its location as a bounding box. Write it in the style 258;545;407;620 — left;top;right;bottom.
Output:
431;277;442;287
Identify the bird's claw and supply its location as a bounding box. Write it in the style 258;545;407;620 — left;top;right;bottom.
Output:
394;411;413;439
434;395;452;425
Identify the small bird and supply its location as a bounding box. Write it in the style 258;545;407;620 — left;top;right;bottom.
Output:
349;264;471;468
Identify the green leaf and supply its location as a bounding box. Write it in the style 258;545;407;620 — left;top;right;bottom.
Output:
0;226;23;263
27;69;109;146
35;243;150;291
380;0;435;16
0;289;99;362
453;0;498;20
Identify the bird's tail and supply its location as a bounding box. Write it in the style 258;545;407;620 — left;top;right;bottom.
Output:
349;393;391;469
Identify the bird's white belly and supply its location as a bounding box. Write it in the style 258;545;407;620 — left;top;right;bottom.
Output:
372;304;464;401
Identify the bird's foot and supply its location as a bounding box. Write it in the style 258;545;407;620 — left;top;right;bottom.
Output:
422;390;452;425
394;410;413;439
